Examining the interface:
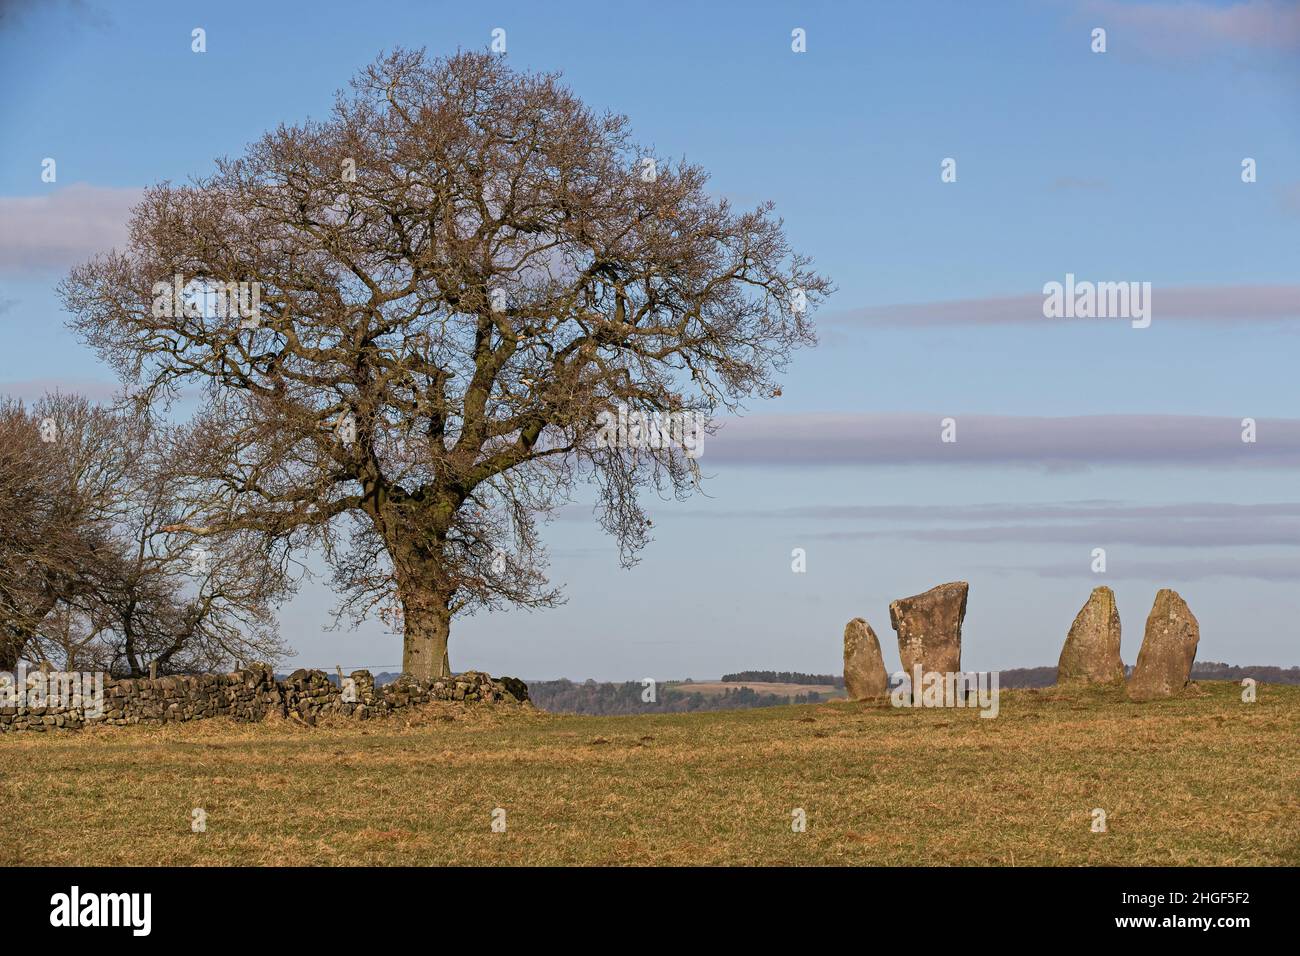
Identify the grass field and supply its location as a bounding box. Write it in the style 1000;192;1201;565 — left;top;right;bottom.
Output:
1;681;1296;866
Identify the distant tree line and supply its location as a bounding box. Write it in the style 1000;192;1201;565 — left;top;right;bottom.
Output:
1188;662;1300;685
713;663;1300;692
527;679;826;715
721;670;845;688
367;662;1299;712
994;667;1058;688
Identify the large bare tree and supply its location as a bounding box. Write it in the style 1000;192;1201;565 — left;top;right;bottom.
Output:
61;49;831;678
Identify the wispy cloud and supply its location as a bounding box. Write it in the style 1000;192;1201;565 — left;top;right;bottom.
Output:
685;500;1300;523
0;183;141;276
1078;0;1300;56
0;378;123;402
673;497;1300;579
709;413;1300;468
0;0;112;32
1022;555;1300;581
827;285;1300;328
813;519;1300;548
676;498;1300;550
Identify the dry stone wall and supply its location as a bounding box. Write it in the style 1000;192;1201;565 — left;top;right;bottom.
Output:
0;664;528;734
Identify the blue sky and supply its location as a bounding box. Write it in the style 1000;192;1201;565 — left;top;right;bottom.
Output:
1;0;1298;677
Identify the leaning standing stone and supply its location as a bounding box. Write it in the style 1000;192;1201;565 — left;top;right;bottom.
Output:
1057;586;1124;685
889;581;968;676
843;618;889;699
1127;589;1199;701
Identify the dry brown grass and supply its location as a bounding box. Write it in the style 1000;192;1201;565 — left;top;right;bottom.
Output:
1;681;1296;866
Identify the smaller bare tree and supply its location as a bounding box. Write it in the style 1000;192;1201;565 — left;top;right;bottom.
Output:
0;393;293;675
0;394;129;670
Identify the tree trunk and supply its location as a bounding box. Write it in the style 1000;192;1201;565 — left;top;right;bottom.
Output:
378;504;456;681
0;631;21;672
0;594;56;671
401;587;452;680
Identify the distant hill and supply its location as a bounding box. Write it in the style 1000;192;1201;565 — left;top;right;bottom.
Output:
996;667;1059;688
722;670;846;688
528;663;1299;713
279;662;1297;715
527;678;830;715
1187;662;1300;685
995;662;1300;688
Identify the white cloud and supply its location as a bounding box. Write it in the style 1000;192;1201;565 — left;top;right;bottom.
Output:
0;183;141;276
1079;0;1300;56
828;285;1300;328
0;377;122;402
709;412;1300;467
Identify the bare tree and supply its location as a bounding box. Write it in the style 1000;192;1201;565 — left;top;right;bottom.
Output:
0;394;130;670
0;394;292;675
57;419;293;677
60;49;832;678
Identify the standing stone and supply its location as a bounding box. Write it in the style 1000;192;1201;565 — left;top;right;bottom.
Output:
843;618;889;699
889;581;968;676
1127;589;1199;701
1057;586;1124;685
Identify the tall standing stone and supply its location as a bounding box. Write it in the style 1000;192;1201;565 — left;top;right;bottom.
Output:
843;618;889;699
889;581;968;676
1127;589;1199;701
1057;586;1124;685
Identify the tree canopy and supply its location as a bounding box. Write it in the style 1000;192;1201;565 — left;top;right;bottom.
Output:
60;49;831;677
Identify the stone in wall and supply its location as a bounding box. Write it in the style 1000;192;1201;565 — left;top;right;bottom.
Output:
0;664;529;734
